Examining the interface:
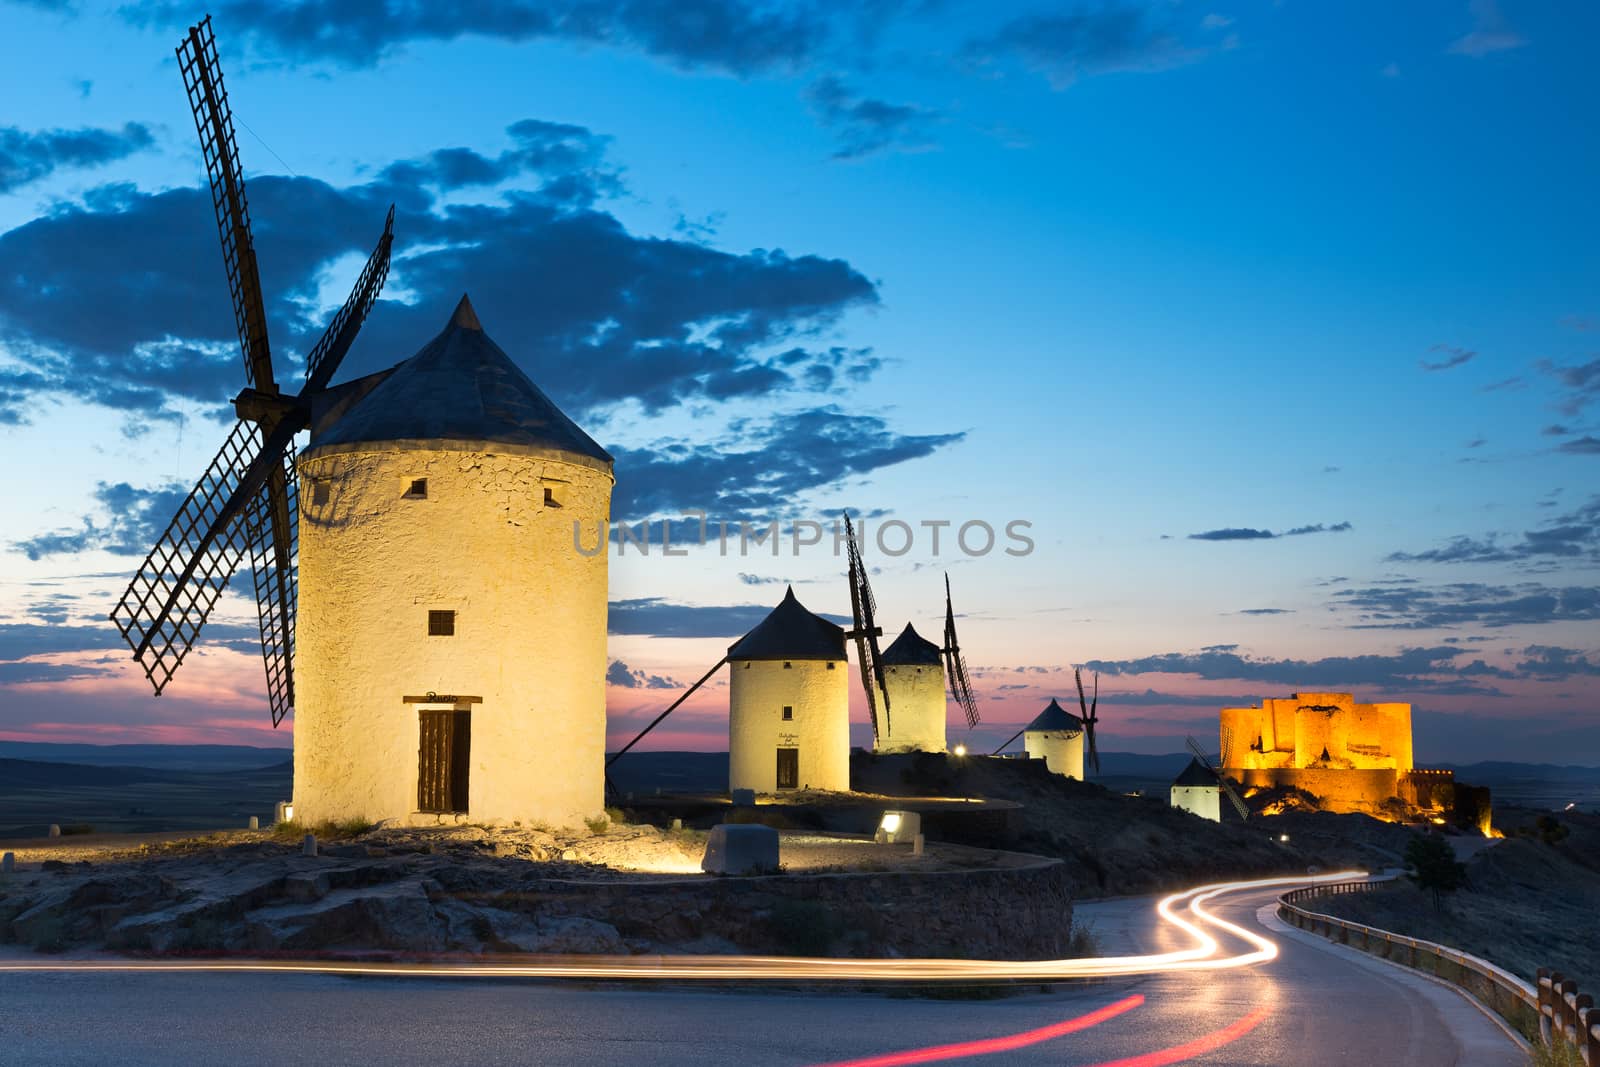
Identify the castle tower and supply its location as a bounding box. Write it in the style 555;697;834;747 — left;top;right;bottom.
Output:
875;623;946;754
1024;698;1085;779
727;587;849;793
1170;758;1221;822
291;295;614;828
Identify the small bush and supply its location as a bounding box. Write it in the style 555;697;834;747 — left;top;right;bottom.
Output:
604;806;627;825
767;899;846;956
1066;922;1100;958
584;815;611;835
1528;1038;1585;1067
271;817;371;841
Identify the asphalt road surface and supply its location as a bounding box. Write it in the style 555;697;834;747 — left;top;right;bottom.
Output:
0;880;1525;1066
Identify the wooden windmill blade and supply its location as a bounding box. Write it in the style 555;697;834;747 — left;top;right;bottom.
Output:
844;513;890;741
302;205;396;393
177;16;274;389
244;453;300;726
1076;667;1100;774
942;573;980;728
1187;734;1249;820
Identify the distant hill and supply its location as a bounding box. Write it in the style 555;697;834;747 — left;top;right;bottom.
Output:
0;742;291;772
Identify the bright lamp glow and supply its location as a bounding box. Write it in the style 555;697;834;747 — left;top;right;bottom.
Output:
880;812;902;834
284;804;294;821
953;744;968;757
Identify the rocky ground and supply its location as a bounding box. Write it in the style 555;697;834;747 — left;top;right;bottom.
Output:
1315;807;1600;986
0;820;1051;960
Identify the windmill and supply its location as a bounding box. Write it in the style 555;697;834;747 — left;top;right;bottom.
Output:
843;512;892;745
1186;734;1251;821
1075;667;1102;775
108;16;395;727
941;573;980;729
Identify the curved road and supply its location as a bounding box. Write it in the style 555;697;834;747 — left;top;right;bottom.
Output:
0;879;1524;1066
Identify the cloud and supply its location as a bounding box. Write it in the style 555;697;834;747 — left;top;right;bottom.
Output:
1543;424;1572;436
0;122;153;194
805;76;939;160
1538;357;1600;415
375;119;622;204
1188;522;1351;541
122;1;897;76
1557;436;1600;455
1331;581;1600;629
1238;608;1292;616
1082;644;1511;695
1447;0;1527;57
962;5;1203;89
14;481;190;560
1420;343;1475;371
607;598;774;639
1387;494;1600;565
611;407;963;517
1513;645;1600;680
606;658;676;689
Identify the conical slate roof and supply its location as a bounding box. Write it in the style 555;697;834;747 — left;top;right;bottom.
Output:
305;295;613;471
1025;698;1083;734
1173;757;1217;788
727;587;846;662
880;622;943;666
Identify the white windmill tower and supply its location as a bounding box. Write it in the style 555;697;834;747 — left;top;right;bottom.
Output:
875;574;983;754
993;668;1103;780
110;19;615;829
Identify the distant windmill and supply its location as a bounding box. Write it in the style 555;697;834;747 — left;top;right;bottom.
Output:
108;16;395;728
1186;734;1251;821
1075;667;1101;775
942;574;981;729
990;667;1101;782
606;511;893;792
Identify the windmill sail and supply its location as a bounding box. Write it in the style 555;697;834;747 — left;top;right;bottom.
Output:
942;573;980;728
1076;667;1100;774
1187;734;1250;820
844;513;891;742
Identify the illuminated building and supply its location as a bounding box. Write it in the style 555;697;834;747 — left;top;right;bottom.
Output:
291;296;614;828
875;623;947;754
1024;698;1085;780
727;587;850;793
1170;758;1222;822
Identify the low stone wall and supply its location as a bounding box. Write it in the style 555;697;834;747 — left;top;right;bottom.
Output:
467;855;1072;960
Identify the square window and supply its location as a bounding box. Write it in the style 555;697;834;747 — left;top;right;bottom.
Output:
404;478;428;499
783;661;792;669
311;480;330;506
782;705;794;721
827;662;836;670
543;485;563;508
428;610;456;636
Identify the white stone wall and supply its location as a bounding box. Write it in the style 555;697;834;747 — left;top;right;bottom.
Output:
728;658;849;793
1025;729;1084;780
1171;785;1221;822
292;445;612;829
876;663;947;754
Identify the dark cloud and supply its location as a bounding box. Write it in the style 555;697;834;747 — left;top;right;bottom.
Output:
1447;0;1526;56
0;120;882;430
1558;436;1600;455
962;6;1202;89
1097;688;1264;707
1238;608;1292;616
611;407;963;517
1543;424;1572;436
123;1;901;76
805;76;938;160
1513;645;1600;680
1388;495;1600;565
0;122;153;194
1538;356;1600;416
606;658;676;689
1420;343;1475;372
1188;522;1351;542
1082;644;1511;695
14;481;189;561
1331;581;1600;630
607;598;773;639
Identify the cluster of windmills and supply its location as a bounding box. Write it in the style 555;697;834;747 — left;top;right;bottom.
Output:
106;17;1187;832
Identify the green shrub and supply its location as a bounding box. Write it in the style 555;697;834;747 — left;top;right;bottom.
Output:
584;815;611;835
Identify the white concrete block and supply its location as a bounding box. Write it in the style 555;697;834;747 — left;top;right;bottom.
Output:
878;810;922;844
701;824;779;875
48;824;60;838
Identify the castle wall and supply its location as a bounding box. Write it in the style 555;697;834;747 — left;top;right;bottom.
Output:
292;446;611;829
876;663;947;754
729;658;850;793
1236;767;1399;813
1024;729;1084;780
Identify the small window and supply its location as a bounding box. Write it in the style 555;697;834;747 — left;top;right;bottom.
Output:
827;662;836;670
743;661;751;669
782;705;793;721
311;480;330;506
783;661;793;670
428;610;456;636
543;485;563;508
404;478;428;499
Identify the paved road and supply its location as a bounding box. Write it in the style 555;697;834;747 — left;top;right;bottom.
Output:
0;881;1525;1066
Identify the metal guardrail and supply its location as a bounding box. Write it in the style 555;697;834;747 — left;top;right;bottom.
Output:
1277;878;1600;1061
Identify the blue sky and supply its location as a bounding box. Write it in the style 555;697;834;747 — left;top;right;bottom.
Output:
0;0;1596;764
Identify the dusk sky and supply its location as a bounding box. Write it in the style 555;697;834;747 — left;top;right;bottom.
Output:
1;0;1596;765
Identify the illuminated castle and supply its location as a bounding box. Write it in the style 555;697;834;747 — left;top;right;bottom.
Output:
292;297;614;829
1219;691;1487;829
727;588;850;793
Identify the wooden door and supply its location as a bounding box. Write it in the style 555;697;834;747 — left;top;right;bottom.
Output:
418;709;471;813
776;747;799;790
